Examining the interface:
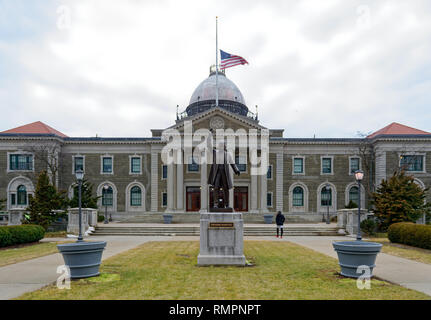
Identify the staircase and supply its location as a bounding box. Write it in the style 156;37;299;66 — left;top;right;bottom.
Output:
92;224;341;237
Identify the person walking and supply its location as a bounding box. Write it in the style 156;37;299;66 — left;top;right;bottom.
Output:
275;211;285;238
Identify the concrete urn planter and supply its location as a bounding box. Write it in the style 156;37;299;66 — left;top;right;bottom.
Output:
57;241;107;279
163;214;173;224
263;214;273;224
332;241;382;278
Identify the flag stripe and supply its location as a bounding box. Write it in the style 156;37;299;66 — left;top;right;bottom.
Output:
220;62;246;69
222;58;246;65
221;61;248;69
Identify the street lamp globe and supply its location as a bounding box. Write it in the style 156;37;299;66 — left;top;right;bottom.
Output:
354;170;364;182
75;169;84;181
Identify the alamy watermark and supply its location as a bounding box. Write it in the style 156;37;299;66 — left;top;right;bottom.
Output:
356;265;371;290
56;5;72;30
161;120;269;176
56;264;71;290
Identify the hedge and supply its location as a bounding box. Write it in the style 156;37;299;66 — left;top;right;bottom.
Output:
388;222;431;250
0;225;45;248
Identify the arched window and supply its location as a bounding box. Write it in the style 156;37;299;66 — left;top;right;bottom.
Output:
292;186;304;207
349;186;359;206
102;186;113;206
321;187;332;206
130;186;142;206
17;185;27;205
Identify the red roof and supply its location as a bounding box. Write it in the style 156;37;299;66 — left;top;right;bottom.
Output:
367;122;431;139
1;121;68;137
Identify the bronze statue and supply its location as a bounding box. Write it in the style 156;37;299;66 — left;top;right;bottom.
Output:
207;142;240;208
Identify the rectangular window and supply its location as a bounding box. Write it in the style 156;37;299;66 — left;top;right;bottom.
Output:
74;156;84;172
235;156;247;172
322;158;332;174
267;192;273;207
162;192;167;207
162;165;168;179
293;158;304;174
9;154;33;171
350;157;360;174
102;157;113;173
187;156;199;172
10;194;16;206
400;155;424;172
267;165;272;179
131;157;141;173
102;193;113;206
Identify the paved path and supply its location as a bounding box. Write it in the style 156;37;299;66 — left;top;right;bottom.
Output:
278;236;431;297
0;236;196;300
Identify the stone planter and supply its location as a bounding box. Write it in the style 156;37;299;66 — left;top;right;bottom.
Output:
332;241;382;278
163;214;173;224
263;214;273;224
57;241;107;279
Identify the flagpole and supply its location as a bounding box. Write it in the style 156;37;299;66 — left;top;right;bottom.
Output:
215;16;219;107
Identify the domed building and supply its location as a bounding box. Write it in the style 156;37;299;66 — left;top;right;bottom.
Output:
0;68;430;228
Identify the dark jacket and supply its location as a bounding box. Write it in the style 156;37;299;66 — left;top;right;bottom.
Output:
276;213;285;226
208;149;240;189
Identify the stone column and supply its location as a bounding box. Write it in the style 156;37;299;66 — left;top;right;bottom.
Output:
176;150;184;212
375;151;386;188
150;150;158;212
166;162;175;213
275;152;284;212
250;172;258;213
229;166;234;208
200;159;208;213
260;173;268;213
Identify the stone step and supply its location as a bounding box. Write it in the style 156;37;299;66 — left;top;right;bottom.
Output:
92;224;341;237
92;232;340;237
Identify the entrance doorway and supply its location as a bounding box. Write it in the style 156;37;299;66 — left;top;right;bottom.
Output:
186;186;200;212
234;186;248;212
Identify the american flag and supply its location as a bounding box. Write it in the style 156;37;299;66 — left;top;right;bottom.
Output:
220;50;248;70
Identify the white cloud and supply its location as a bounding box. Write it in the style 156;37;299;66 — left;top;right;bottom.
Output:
0;0;430;137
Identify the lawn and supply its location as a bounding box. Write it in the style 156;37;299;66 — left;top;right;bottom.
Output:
18;241;429;300
0;242;60;267
370;238;431;265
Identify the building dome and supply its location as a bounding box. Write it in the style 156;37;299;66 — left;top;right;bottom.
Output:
189;69;245;105
182;67;251;118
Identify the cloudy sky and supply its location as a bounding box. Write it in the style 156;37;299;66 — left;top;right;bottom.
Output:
1;0;430;138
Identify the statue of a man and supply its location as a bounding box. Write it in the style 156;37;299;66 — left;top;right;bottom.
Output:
207;142;240;208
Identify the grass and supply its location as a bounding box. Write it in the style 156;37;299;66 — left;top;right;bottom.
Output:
370;237;431;265
44;231;67;238
0;242;61;267
18;241;429;300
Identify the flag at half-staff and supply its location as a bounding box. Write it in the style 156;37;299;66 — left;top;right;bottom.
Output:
220;50;249;70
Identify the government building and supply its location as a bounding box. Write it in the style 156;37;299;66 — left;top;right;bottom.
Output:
1;68;430;223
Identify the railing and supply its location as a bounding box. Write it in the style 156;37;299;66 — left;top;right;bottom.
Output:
177;100;258;121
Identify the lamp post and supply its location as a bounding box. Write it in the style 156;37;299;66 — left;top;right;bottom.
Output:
354;170;364;241
103;185;109;224
75;169;84;242
324;183;331;224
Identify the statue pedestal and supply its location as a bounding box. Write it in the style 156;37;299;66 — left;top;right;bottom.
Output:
197;211;246;266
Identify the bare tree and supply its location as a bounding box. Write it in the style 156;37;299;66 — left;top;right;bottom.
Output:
356;131;375;203
23;140;65;187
